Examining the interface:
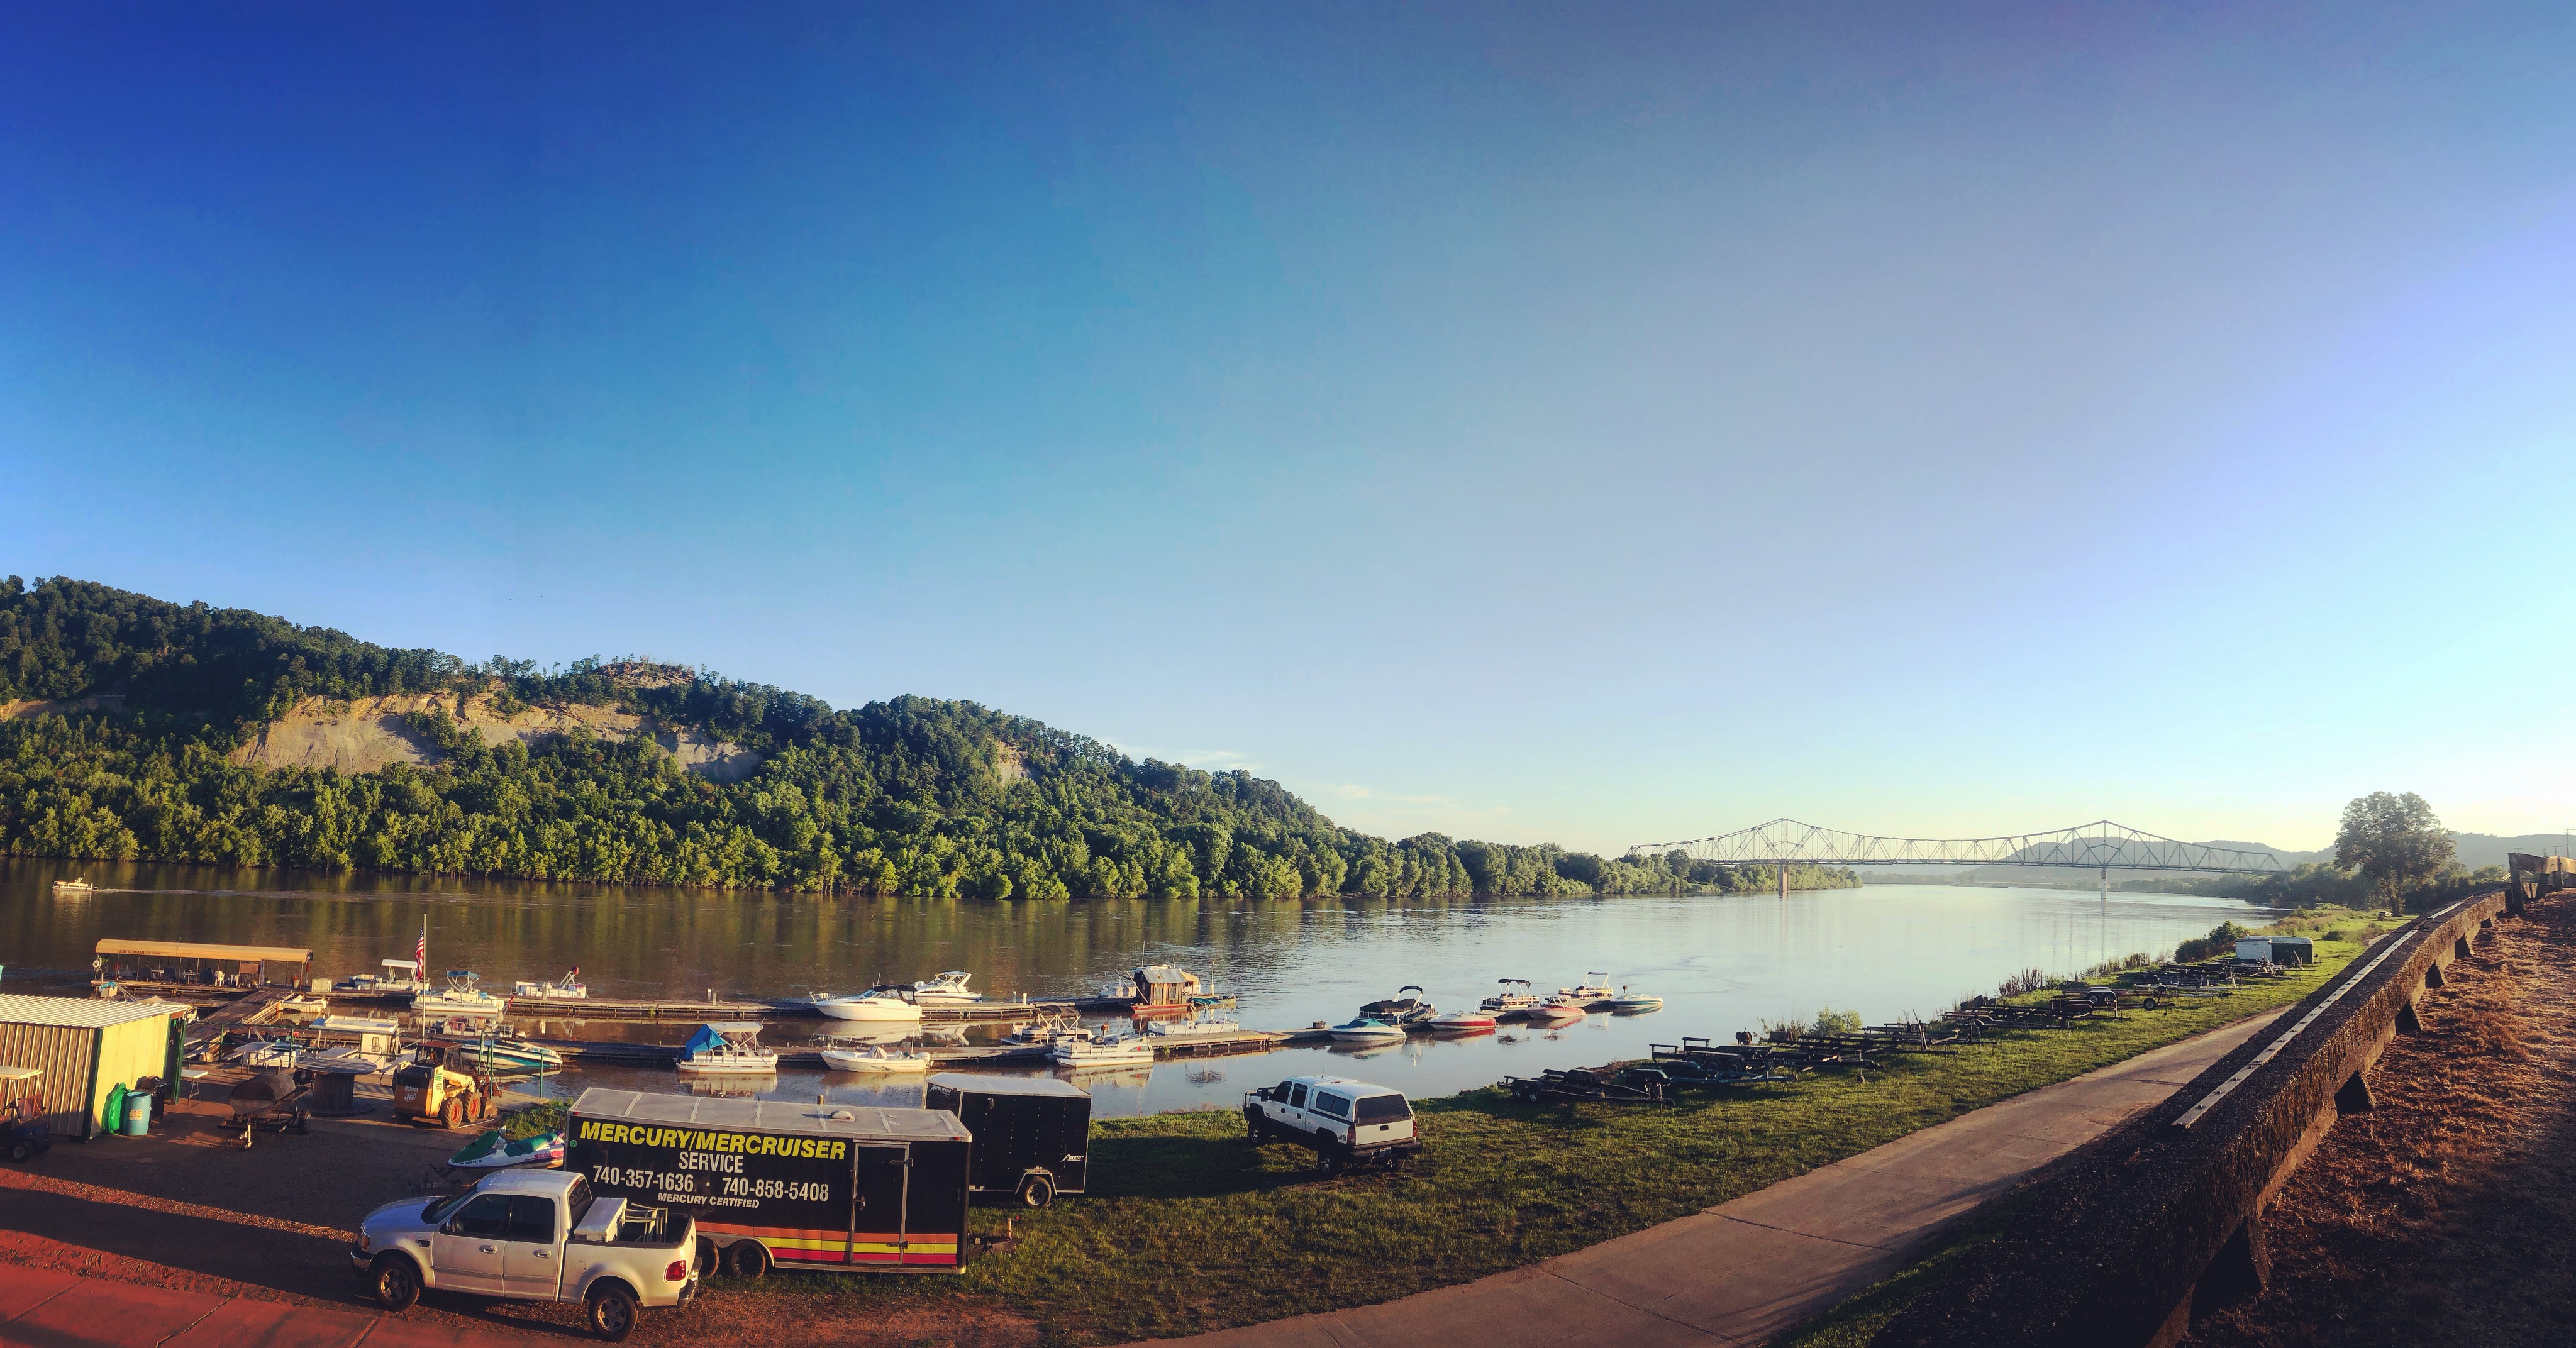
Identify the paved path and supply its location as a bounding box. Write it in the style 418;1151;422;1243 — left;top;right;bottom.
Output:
0;1268;540;1348
1139;1011;2284;1348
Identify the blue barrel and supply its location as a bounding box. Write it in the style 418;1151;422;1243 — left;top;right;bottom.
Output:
123;1090;151;1136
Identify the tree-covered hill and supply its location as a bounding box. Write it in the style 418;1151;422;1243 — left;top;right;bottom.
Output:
0;576;1855;898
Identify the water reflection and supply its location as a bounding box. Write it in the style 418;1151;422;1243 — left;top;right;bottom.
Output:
1;857;2279;1116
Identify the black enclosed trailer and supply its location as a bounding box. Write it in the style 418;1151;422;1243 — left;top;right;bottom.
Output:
568;1088;972;1276
923;1073;1091;1207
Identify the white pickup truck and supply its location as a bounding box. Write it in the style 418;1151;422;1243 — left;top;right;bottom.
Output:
352;1169;699;1340
1243;1074;1423;1174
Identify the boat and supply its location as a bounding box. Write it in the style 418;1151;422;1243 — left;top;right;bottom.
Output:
413;971;506;1018
1424;1010;1500;1031
1479;979;1545;1014
1357;985;1438;1026
818;1041;932;1073
511;969;588;1001
275;993;330;1020
446;1127;567;1172
1605;986;1665;1013
1328;1016;1409;1042
1145;1015;1244;1038
1525;994;1589;1023
445;1034;567;1075
1189;992;1238;1011
335;958;428;995
677;1022;779;1075
1559;973;1617;1003
1050;1031;1155;1066
1126;964;1204;1011
51;877;95;897
909;971;983;1007
811;986;924;1022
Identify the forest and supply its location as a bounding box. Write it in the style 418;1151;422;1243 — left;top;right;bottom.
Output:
0;577;1861;900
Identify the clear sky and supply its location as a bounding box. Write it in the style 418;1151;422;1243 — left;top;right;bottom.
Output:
6;3;2572;855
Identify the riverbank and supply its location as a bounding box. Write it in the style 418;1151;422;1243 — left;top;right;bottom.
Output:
0;940;2362;1347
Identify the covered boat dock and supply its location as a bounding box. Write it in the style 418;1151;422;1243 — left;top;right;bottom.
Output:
93;939;314;997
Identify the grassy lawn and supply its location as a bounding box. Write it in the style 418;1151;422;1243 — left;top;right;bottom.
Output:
740;925;2384;1345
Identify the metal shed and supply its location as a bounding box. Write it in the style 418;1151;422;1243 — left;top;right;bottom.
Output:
0;995;182;1140
1131;964;1202;1008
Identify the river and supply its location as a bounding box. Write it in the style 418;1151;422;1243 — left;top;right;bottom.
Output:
0;858;2278;1116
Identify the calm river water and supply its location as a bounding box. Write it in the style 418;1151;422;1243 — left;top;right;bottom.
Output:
0;858;2277;1116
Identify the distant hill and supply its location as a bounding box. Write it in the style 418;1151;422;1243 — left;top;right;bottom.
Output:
0;575;1855;900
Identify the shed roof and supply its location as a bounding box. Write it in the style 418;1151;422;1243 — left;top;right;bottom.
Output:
1134;965;1197;984
570;1088;970;1142
0;993;182;1029
926;1073;1090;1098
95;939;312;963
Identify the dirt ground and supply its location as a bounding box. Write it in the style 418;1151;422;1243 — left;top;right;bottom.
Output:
2188;893;2576;1347
0;1094;1035;1347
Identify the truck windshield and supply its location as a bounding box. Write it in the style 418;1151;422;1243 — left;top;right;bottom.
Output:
1354;1095;1411;1124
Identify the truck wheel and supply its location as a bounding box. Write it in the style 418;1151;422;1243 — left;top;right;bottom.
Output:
584;1281;640;1342
726;1240;771;1280
1243;1107;1265;1140
1316;1137;1348;1177
439;1099;465;1129
1015;1173;1055;1208
695;1237;719;1274
369;1254;421;1311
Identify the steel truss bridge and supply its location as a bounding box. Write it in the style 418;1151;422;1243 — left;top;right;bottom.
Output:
1624;819;2285;876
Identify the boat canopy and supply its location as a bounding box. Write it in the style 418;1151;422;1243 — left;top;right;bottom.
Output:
381;959;419;971
95;939;312;964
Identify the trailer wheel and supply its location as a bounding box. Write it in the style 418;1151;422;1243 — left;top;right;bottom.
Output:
585;1281;640;1341
1015;1173;1056;1208
726;1240;772;1280
369;1254;422;1311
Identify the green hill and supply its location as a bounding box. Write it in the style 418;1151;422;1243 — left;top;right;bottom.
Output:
0;576;1854;899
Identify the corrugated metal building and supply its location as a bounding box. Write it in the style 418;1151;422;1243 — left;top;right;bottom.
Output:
0;995;182;1140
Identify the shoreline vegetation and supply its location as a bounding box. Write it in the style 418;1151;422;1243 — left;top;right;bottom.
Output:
0;577;1867;900
735;912;2381;1344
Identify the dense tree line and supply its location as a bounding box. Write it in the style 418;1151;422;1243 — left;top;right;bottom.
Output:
0;577;1863;900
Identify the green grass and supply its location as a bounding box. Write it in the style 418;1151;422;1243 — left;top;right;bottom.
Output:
731;941;2365;1345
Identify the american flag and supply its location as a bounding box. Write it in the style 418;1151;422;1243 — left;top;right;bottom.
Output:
416;919;428;973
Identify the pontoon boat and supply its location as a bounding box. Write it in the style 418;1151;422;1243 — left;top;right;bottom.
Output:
414;971;506;1018
677;1022;779;1075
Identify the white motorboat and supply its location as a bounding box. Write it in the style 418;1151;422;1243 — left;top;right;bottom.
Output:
413;971;507;1019
1328;1016;1409;1042
1526;993;1589;1022
512;969;589;1001
1356;985;1438;1027
1559;973;1617;1003
909;971;984;1007
1146;1015;1243;1039
1605;986;1665;1013
1479;978;1545;1014
677;1022;779;1075
1424;1010;1500;1031
1050;1032;1154;1067
819;1042;932;1073
811;986;924;1022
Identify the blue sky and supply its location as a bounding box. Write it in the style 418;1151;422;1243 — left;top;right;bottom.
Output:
6;3;2572;854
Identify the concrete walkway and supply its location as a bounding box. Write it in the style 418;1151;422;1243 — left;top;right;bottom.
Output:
1140;1010;2284;1348
0;1268;540;1348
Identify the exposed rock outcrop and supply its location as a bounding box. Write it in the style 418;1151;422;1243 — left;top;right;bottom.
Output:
225;693;760;781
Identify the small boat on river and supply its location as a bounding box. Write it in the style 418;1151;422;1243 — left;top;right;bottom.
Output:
818;1039;932;1073
414;971;506;1019
813;986;924;1022
336;958;428;996
909;971;983;1007
1328;1016;1409;1042
1605;986;1665;1013
52;877;96;897
1425;1009;1499;1031
1525;994;1589;1024
677;1022;778;1075
512;969;588;1001
1560;973;1616;1003
1146;1015;1243;1039
1051;1031;1154;1067
1357;985;1437;1027
1480;979;1545;1015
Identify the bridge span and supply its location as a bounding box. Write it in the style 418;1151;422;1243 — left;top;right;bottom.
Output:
1624;819;2285;900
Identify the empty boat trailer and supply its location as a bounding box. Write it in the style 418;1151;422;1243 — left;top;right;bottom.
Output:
567;1088;972;1273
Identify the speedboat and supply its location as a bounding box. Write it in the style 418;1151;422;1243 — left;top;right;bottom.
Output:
819;1041;932;1073
1559;974;1617;1003
1328;1015;1409;1042
910;971;983;1007
811;986;924;1022
1357;985;1438;1026
1606;986;1665;1013
1425;1009;1500;1031
414;971;506;1019
1480;979;1545;1015
677;1022;779;1075
512;970;588;1001
1050;1032;1154;1066
1526;994;1589;1023
447;1128;567;1172
446;1034;567;1075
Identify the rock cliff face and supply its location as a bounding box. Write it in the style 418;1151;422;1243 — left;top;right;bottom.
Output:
226;693;761;781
